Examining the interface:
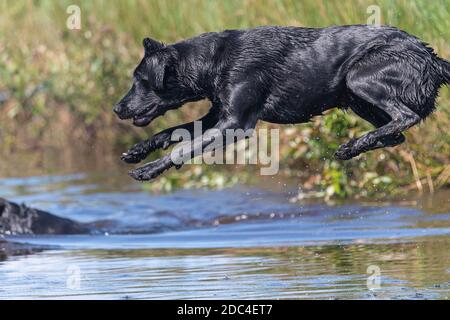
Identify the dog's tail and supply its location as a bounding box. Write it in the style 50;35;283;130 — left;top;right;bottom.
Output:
439;58;450;84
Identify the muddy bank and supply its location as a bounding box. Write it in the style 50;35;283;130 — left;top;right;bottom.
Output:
0;198;89;235
0;239;51;262
0;198;92;261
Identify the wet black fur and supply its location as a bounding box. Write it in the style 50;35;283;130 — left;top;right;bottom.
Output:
114;25;450;181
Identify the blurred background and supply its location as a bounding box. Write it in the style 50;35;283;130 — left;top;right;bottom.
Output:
0;0;449;198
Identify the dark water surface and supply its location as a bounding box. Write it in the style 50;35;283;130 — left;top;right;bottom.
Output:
0;172;449;299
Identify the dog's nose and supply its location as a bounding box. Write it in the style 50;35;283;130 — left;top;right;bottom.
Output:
113;104;123;116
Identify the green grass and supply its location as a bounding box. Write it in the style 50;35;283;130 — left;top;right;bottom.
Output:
0;0;449;197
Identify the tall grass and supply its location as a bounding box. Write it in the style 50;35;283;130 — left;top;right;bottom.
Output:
0;0;449;196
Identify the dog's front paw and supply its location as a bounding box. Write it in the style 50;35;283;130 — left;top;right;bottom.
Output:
334;139;359;160
128;158;173;181
121;141;153;164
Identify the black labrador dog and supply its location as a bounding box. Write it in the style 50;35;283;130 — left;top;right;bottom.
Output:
114;25;450;181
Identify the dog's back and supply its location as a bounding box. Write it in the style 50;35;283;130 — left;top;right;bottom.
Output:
187;25;449;120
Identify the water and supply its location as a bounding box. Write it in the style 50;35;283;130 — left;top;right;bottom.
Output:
0;172;449;299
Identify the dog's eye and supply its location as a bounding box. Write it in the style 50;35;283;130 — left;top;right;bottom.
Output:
140;78;151;87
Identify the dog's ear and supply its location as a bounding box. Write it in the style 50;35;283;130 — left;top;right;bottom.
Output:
143;37;164;54
148;51;171;90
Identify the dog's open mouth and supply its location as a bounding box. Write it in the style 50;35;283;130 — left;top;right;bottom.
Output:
132;107;159;127
132;102;182;127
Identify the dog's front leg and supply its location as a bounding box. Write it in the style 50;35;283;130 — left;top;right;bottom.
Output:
121;132;174;164
122;109;219;164
129;118;247;181
128;154;175;181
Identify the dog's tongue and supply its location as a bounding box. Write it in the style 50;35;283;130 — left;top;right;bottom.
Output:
133;116;152;127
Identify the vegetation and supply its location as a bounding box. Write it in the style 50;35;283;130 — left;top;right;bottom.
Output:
0;0;449;199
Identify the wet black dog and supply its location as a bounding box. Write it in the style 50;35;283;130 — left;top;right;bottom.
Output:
114;25;450;181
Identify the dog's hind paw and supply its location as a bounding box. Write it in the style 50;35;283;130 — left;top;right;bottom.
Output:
334;139;359;160
128;158;173;181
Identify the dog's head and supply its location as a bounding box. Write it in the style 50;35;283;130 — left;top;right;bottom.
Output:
113;38;184;127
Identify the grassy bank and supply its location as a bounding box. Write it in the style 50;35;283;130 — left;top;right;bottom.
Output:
0;0;449;198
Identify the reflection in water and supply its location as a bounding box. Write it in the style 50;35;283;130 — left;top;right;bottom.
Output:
0;173;449;299
0;240;448;299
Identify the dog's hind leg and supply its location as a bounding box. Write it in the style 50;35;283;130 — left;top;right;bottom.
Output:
122;107;219;164
335;100;417;160
335;64;421;160
338;101;406;157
